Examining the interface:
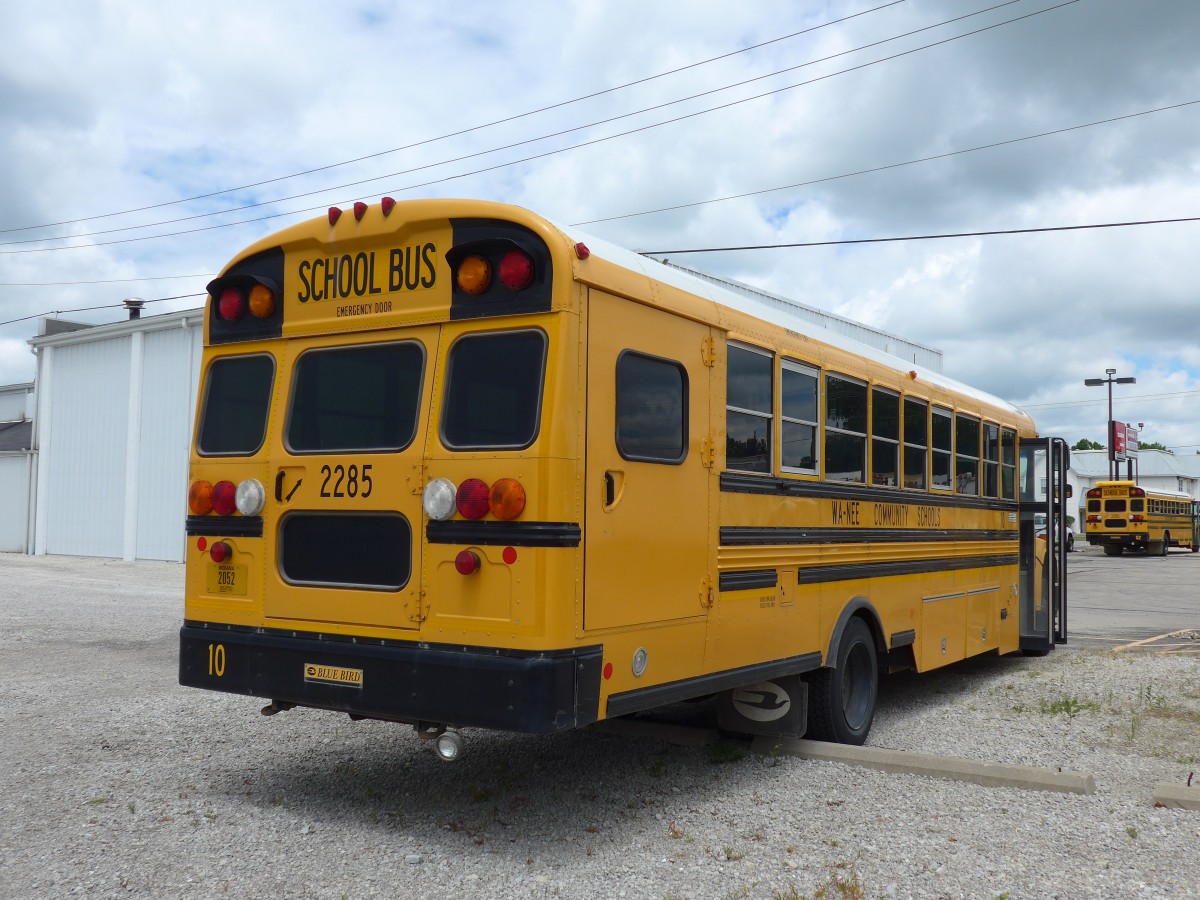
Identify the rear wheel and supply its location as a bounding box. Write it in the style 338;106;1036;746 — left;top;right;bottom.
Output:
1103;545;1123;557
805;617;878;745
1161;532;1170;556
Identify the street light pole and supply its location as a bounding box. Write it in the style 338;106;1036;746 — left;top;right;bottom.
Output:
1084;368;1136;480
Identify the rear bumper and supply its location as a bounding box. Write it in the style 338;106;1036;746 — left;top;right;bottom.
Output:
180;623;603;733
1086;533;1144;546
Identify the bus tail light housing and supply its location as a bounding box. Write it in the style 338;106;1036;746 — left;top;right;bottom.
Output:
455;550;481;576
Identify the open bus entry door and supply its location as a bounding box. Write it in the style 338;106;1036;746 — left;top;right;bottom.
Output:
1018;437;1069;652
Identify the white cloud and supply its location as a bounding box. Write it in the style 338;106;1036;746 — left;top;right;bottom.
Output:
2;0;1199;448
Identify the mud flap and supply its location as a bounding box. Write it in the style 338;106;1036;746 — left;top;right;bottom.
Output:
716;675;808;738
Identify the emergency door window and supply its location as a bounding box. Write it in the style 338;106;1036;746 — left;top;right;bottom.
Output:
197;355;274;456
442;330;547;449
286;342;424;452
616;352;687;463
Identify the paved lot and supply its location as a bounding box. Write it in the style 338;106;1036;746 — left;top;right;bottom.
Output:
0;552;1196;898
1066;542;1200;652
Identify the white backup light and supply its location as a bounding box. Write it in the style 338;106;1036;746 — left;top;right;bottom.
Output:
423;478;457;520
235;479;266;516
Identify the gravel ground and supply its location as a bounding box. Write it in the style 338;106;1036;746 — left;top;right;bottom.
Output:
1;553;1197;899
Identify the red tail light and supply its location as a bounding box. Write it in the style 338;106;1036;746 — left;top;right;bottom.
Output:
218;288;246;321
1130;514;1145;523
1086;488;1102;499
456;478;490;519
212;480;238;516
209;541;233;563
498;250;533;290
455;549;481;575
1086;515;1101;524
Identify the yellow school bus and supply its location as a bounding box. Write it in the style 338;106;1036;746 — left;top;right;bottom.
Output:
179;198;1068;757
1084;481;1199;555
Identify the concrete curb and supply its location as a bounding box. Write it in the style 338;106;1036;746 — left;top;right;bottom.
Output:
1153;782;1200;810
752;736;1096;795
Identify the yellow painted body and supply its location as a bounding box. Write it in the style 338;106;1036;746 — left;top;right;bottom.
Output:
1084;480;1197;553
184;198;1039;728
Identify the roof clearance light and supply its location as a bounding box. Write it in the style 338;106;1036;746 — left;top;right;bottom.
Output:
188;480;214;515
498;250;534;290
488;478;526;520
456;478;490;519
218;288;245;321
422;478;458;521
353;201;368;221
454;549;481;576
328;207;342;225
236;479;266;516
381;196;396;217
456;255;491;295
248;284;275;318
574;242;590;260
212;480;238;516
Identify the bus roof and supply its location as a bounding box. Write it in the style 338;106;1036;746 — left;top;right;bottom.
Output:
555;224;1031;422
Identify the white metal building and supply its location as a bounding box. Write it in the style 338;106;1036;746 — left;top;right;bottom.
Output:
29;309;203;561
0;383;35;552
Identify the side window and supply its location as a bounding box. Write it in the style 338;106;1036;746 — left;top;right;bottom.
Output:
726;343;772;473
955;414;980;496
197;354;275;456
781;360;819;474
931;407;953;491
616;352;687;463
825;374;867;483
286;342;424;452
1001;429;1016;499
871;387;899;487
442;330;547;449
982;423;1000;498
903;397;928;490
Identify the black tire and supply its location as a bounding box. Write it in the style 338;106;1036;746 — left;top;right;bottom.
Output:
1103;545;1123;557
805;617;878;745
1162;532;1171;555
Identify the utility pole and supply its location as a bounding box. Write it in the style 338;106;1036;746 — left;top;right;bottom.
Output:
1084;369;1136;480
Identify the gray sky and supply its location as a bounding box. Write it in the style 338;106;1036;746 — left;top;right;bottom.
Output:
2;0;1198;450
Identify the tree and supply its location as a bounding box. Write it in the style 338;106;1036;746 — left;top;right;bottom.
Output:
1139;440;1171;453
1072;438;1104;451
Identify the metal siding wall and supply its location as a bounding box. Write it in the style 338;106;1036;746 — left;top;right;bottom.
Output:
135;326;199;561
45;338;130;557
0;455;30;552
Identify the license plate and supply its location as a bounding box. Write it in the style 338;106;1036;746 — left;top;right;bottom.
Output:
206;563;247;596
304;663;364;688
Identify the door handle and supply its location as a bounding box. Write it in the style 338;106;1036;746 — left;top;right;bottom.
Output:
603;469;625;510
275;470;285;502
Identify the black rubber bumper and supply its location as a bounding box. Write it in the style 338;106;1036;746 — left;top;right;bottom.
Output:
180;623;603;734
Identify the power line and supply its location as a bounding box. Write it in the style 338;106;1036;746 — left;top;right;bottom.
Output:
1;0;1069;253
574;99;1200;227
0;294;203;327
637;216;1200;255
1021;388;1200;410
0;274;213;287
0;1;908;237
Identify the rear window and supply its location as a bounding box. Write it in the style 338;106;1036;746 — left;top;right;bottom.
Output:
279;512;411;590
442;330;547;449
197;355;274;456
286;342;424;452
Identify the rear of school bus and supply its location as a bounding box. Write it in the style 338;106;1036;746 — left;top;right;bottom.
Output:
179;199;605;743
